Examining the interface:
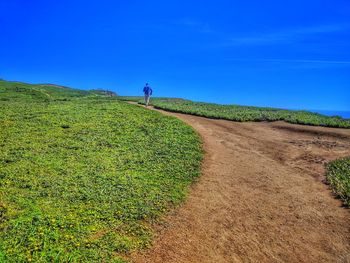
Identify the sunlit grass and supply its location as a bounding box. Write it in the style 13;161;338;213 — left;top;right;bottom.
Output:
0;82;202;262
326;157;350;206
119;96;350;128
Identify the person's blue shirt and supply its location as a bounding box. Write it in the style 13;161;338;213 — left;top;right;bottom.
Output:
143;84;153;96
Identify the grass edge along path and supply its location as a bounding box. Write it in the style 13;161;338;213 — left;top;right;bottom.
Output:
118;97;350;129
326;157;350;206
120;97;350;207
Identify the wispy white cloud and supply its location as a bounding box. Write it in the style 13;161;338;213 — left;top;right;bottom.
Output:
173;18;213;33
175;18;202;27
293;24;349;34
224;23;350;46
224;58;350;69
225;58;350;64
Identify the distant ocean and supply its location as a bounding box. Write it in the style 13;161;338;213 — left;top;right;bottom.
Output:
308;110;350;119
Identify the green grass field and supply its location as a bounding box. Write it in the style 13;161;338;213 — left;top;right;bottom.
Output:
326;158;350;206
119;97;350;128
0;81;202;262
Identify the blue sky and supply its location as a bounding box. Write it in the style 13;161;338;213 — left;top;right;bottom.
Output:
1;0;349;110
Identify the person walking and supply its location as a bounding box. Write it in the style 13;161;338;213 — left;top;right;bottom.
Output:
143;83;153;107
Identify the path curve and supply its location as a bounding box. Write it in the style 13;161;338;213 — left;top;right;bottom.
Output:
131;104;350;263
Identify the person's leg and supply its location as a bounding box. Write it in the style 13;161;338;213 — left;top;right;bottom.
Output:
144;94;148;106
146;95;150;106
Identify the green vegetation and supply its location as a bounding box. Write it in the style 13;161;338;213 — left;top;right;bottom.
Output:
0;81;90;101
117;96;145;102
89;89;117;97
326;157;350;206
118;97;350;128
0;81;202;262
117;96;183;103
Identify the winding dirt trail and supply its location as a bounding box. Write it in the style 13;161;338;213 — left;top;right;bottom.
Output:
131;105;350;263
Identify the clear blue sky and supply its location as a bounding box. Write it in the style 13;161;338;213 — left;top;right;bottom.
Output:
1;0;349;110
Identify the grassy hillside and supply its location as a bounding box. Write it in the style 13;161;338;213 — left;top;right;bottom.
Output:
0;81;202;262
119;97;350;128
0;80;90;101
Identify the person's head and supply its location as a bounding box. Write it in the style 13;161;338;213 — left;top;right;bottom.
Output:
145;83;149;86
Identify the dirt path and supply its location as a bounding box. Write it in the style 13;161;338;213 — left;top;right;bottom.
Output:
131;104;350;263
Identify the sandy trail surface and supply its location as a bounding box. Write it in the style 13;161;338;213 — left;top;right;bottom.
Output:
130;104;350;263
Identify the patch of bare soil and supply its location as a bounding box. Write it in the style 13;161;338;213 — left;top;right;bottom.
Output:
130;105;350;263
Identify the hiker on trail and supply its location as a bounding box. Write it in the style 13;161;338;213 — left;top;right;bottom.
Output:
143;83;153;107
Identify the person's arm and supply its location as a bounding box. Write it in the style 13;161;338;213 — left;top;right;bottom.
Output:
150;88;153;95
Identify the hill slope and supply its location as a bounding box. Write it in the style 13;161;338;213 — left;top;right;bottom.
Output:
0;80;91;101
0;80;202;262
